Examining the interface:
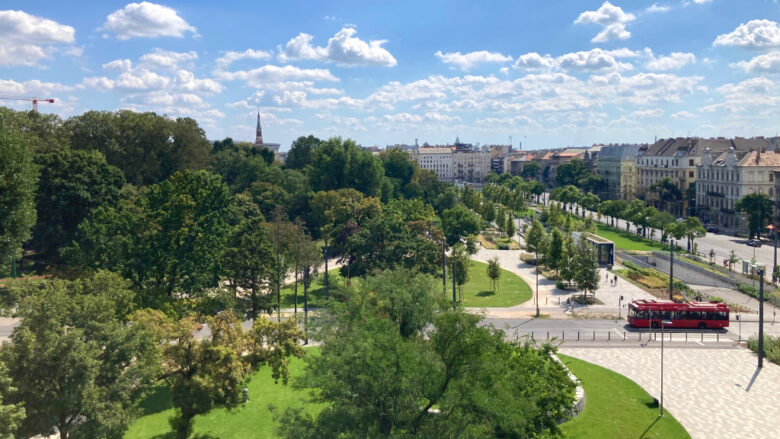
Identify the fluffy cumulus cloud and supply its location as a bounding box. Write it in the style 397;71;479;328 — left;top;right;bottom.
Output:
0;9;75;66
556;48;635;71
278;27;397;67
646;3;670;13
630;108;663;118
140;48;198;70
434;50;512;71
103;2;196;40
671;111;696;119
704;76;780;113
713;19;780;49
215;64;339;86
574;1;635;43
0;78;73;95
215;49;272;68
513;48;637;72
646;52;696;70
733;51;780;74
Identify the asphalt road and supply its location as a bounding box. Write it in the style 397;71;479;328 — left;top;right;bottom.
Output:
540;195;779;271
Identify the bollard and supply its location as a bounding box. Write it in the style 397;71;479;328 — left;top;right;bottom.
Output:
562;331;565;340
639;332;642;341
717;333;719;342
701;331;703;342
608;332;611;341
592;331;595;341
546;297;548;305
577;331;580;341
623;331;626;341
547;331;549;340
685;333;687;342
531;331;534;339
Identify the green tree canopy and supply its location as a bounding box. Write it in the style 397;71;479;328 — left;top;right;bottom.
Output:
736;193;773;239
520;161;541;180
441;204;482;246
277;269;575;438
309;136;385;197
0;117;38;276
284;135;321;170
32;149;125;259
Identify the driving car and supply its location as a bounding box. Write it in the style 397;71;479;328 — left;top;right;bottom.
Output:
705;225;719;233
746;239;762;247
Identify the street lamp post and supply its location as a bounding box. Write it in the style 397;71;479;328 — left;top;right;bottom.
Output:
669;239;675;300
759;267;765;368
442;240;447;295
660;318;672;417
535;251;540;317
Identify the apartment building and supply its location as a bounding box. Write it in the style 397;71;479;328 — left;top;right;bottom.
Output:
698;147;780;234
408;147;453;182
597;145;646;200
453;145;491;183
638;137;775;217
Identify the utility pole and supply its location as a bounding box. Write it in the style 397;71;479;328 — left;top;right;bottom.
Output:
759;268;765;368
535;251;540;317
323;235;329;300
452;258;457;308
442;240;446;295
669;239;674;300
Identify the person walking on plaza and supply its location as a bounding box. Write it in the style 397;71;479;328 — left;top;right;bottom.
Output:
614;275;618;287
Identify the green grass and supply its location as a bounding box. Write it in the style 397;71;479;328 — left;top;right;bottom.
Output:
595;224;666;252
279;269;343;308
559;354;690;439
459;260;532;307
124;349;322;439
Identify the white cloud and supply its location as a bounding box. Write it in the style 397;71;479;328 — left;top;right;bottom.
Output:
592;23;631;43
732;51;780;74
714;19;780;49
556;48;634;71
140;48;198;70
103;59;132;72
382;113;423;124
646;3;670;13
115;69;171;90
513;52;555;70
216;64;339;86
574;1;635;43
702;76;779;113
0;9;75;66
215;49;272;68
671;111;696;119
646;52;696;70
0;78;73;96
175;70;222;94
630;108;664;118
278;27;397;67
103;2;196;40
693;0;713;3
434;50;512;71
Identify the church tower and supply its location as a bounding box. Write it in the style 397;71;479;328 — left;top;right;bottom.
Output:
254;110;263;146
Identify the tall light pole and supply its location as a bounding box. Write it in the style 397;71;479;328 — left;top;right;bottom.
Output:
535;251;540;317
660;318;672;417
758;267;765;368
669;239;675;300
442;239;447;295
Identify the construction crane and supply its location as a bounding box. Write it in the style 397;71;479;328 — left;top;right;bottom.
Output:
0;96;55;112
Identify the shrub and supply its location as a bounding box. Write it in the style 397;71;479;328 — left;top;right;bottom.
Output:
540;268;558;280
748;335;780;365
555;280;569;290
497;242;509;250
737;283;759;299
520;253;537;265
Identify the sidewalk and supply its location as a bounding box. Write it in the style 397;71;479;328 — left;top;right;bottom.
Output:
561;346;780;439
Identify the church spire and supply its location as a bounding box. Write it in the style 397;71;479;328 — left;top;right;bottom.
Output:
254;109;263;145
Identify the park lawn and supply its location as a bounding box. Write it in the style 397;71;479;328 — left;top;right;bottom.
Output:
124;349;322;439
595;224;666;252
459;260;532;307
279;269;343;309
558;354;690;439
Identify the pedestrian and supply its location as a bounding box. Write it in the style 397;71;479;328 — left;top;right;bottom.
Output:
614;275;618;286
605;272;609;283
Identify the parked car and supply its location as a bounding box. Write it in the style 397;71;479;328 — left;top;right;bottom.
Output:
746;239;762;247
705;225;719;233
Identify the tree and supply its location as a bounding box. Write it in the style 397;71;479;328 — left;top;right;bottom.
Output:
599;199;628;228
650;177;682;213
133;310;303;439
649;209;675;243
223;216;275;318
573;236;599;298
2;272;160;439
285;135;320;170
525;219;547;257
728;250;739;271
683;216;707;254
309;136;385;197
736;193;773;240
65;170;233;299
32;149;125;259
580;192;601;213
555;159;588;187
505;212;516;238
487;257;502;292
277;269;575;438
545;228;564;272
0;360;24;439
441;204;482;246
451;243;470;300
520;161;541;180
381;147;416;197
558;234;576;286
527;179;546;203
0;117;37;276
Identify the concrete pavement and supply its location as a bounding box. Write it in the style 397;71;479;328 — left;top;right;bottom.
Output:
561;346;780;439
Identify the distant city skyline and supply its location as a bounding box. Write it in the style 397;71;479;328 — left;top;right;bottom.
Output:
2;0;780;150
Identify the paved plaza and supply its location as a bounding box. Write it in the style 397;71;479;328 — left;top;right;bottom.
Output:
561;346;780;439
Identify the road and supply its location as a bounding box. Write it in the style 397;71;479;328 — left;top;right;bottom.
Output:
539;194;779;272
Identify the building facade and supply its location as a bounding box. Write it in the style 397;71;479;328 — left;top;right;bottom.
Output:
597;145;645;200
453;146;491;183
638;137;775;217
408;147;453;182
697;148;780;234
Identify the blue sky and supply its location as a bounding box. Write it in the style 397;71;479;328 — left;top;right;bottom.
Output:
2;0;780;150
